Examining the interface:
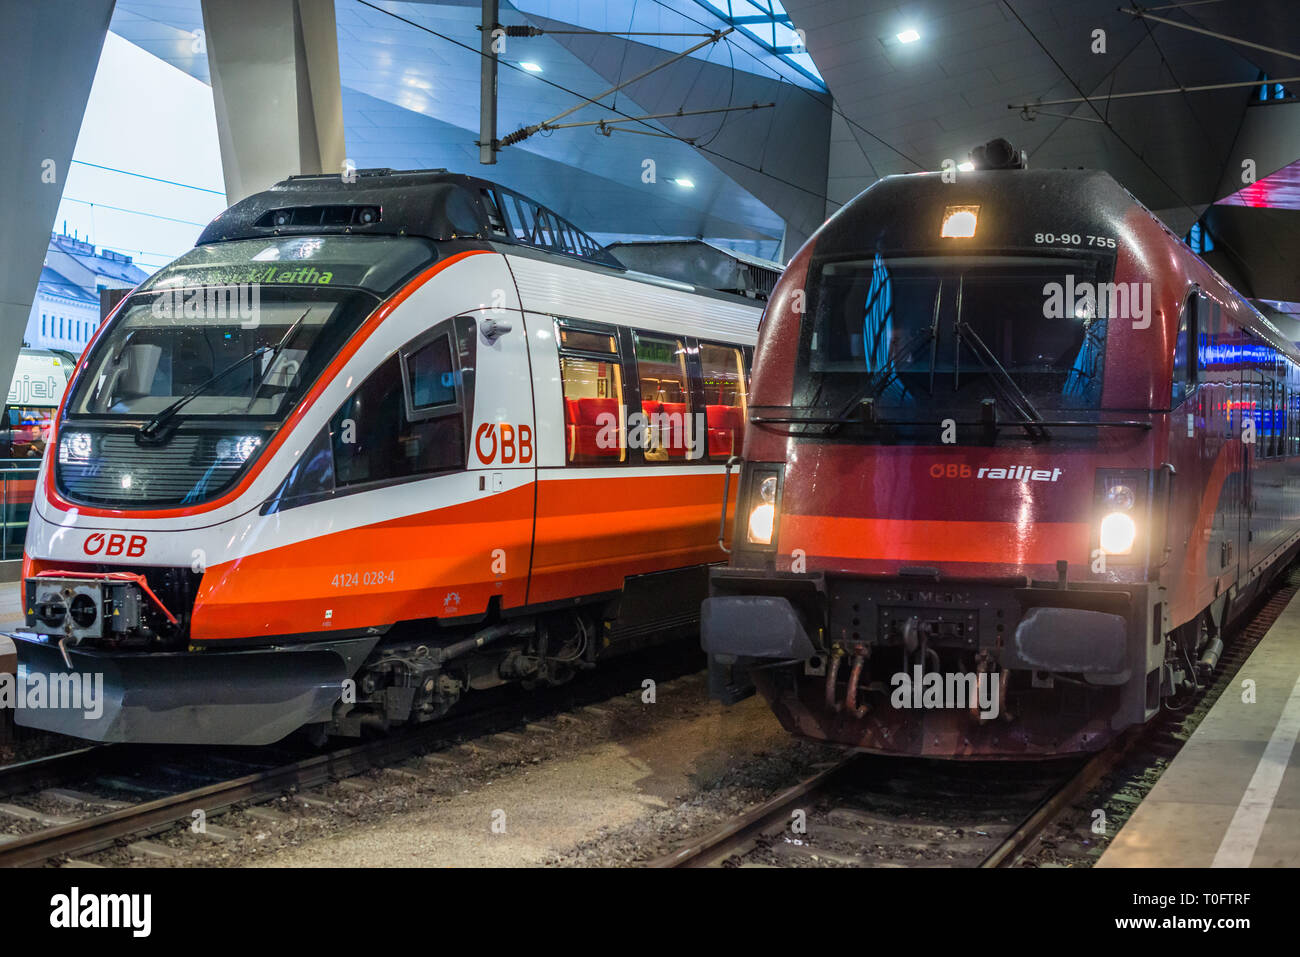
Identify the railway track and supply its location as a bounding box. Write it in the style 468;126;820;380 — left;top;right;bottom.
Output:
0;646;702;868
655;564;1300;869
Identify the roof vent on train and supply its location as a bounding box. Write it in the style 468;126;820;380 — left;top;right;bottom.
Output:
968;137;1028;170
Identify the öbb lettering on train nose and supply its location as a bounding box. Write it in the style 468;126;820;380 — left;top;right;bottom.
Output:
83;532;147;557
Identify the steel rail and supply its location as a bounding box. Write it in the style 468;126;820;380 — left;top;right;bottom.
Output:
650;754;860;868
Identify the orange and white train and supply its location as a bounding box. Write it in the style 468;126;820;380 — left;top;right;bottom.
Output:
15;169;759;744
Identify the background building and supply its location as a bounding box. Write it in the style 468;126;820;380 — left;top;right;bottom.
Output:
23;231;148;353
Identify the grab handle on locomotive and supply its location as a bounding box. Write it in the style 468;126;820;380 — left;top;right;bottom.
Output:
718;455;742;553
1156;461;1176;568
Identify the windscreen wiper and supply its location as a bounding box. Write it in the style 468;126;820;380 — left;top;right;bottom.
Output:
955;318;1050;440
136;311;310;444
135;347;271;444
243;308;310;412
824;324;937;428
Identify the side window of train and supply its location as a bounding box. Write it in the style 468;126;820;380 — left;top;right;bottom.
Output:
633;331;695;463
699;342;748;461
1171;293;1197;407
556;320;627;464
330;320;468;487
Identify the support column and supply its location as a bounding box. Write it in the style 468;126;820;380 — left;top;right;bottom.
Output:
0;0;114;394
200;0;346;204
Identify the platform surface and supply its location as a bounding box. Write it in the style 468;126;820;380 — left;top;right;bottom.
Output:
1098;594;1300;867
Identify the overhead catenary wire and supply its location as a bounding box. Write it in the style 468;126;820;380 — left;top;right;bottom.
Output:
354;0;848;209
1001;0;1263;290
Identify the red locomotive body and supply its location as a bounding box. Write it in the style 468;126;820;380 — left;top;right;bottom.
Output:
703;165;1300;758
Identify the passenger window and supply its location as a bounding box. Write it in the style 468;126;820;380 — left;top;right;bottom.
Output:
1253;370;1266;458
634;333;693;462
699;342;748;461
1172;294;1196;407
331;346;465;487
557;321;626;464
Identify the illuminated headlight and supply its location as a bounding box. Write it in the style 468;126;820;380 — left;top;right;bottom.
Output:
59;431;94;464
1099;512;1137;554
748;503;775;545
215;435;262;464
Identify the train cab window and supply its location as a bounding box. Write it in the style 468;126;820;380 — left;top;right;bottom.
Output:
699;342;748;461
634;333;693;462
331;329;466;487
557;321;626;464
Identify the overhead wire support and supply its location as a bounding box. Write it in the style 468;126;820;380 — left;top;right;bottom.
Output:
541;102;775;133
497;27;734;149
1119;7;1300;62
499;25;719;38
1010;74;1300;113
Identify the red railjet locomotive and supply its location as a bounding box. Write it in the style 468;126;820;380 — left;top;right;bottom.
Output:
703;146;1300;758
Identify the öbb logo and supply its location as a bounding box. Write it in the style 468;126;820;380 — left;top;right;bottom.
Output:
83;533;147;557
475;423;533;465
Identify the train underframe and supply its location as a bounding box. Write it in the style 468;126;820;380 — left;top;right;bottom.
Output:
13;564;707;746
700;566;1238;758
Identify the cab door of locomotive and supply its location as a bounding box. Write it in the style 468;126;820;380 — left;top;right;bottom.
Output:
460;306;537;615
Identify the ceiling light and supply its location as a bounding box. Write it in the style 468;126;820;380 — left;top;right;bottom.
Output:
673;178;695;188
897;29;920;43
519;62;543;73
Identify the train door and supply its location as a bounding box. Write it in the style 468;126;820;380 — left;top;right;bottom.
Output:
457;307;537;616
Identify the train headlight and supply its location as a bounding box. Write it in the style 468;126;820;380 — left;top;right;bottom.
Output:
1099;512;1137;555
748;503;775;545
743;469;782;547
1094;468;1149;562
58;431;94;465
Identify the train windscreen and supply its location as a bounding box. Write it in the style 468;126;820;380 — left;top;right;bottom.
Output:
65;235;437;423
807;255;1107;413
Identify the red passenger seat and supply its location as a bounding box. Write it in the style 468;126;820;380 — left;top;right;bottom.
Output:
659;401;689;457
569;397;620;460
706;404;744;457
